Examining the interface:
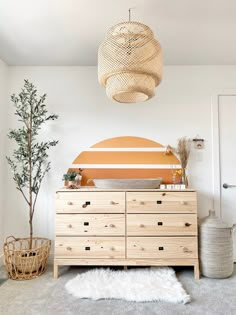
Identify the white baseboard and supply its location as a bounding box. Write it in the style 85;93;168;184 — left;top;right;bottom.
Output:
0;253;4;266
48;240;54;265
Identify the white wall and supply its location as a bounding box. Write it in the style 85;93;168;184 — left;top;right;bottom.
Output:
0;58;8;259
4;65;236;242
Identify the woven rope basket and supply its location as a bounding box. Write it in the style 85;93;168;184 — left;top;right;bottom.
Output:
4;236;51;280
98;21;162;103
199;210;234;278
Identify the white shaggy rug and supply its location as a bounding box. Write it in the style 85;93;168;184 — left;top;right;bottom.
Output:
65;267;190;304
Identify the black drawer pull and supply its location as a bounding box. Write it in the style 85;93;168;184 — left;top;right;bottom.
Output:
82;201;91;208
158;246;164;250
84;222;89;226
85;247;90;251
157;222;163;226
156;200;162;204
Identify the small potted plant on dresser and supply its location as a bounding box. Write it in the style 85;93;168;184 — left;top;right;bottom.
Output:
4;80;58;280
63;169;83;188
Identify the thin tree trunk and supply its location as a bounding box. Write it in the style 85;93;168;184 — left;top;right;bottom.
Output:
29;217;33;249
29;102;33;249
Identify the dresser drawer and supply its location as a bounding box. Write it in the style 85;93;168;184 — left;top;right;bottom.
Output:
127;191;197;213
56;192;125;213
56;214;125;236
55;237;125;258
127;237;197;258
127;214;197;236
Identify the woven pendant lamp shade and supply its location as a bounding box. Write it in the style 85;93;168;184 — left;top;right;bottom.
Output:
98;21;162;103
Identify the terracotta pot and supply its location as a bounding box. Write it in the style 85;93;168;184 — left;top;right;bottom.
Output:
68;180;76;186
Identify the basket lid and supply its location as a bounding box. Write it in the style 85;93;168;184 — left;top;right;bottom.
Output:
200;210;231;229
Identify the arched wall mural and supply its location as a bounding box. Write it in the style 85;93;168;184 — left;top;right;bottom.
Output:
68;136;181;185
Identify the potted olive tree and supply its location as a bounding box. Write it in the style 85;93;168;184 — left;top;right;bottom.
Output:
4;80;58;280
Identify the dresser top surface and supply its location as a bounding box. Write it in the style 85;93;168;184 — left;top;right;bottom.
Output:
57;187;196;193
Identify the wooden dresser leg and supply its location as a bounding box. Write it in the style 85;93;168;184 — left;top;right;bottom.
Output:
54;263;59;279
124;266;128;270
194;262;200;280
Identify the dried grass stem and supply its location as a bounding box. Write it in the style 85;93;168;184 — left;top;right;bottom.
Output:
176;137;191;169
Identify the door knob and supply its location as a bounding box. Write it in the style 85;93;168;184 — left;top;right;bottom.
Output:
223;183;236;189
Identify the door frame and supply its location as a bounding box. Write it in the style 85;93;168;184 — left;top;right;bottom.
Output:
211;89;236;217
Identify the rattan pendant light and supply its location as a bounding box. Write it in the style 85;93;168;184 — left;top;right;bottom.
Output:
98;11;162;103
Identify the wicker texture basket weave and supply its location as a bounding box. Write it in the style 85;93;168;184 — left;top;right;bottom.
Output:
98;21;162;103
4;236;51;280
199;210;234;278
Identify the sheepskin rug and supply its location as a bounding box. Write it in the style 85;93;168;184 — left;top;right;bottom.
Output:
65;267;190;304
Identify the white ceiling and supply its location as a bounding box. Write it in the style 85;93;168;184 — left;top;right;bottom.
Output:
0;0;236;66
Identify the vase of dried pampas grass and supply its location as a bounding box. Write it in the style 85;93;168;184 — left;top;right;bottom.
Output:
176;137;191;187
180;167;188;187
166;138;191;187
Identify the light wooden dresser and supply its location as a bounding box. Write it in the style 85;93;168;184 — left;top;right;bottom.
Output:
54;188;199;279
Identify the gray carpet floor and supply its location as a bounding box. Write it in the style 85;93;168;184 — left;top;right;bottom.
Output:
0;264;235;315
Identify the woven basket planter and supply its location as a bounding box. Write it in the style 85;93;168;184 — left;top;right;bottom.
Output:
199;210;234;278
4;236;51;280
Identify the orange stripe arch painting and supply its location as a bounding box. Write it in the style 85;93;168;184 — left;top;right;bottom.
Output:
90;136;163;148
69;136;181;185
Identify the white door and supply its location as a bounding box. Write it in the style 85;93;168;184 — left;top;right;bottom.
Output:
219;95;236;261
